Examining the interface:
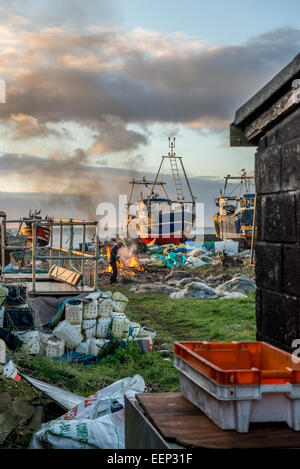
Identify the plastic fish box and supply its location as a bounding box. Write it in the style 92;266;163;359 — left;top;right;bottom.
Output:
174;341;300;432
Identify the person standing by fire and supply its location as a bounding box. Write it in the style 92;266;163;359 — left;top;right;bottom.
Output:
110;241;123;284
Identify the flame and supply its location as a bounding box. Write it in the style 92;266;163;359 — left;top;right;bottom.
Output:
105;246;145;276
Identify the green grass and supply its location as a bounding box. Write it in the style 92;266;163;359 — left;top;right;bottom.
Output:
118;286;256;348
14;287;256;396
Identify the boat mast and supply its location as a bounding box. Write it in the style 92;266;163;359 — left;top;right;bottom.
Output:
149;137;195;205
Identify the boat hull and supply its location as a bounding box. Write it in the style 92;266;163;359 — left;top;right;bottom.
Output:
130;208;194;246
21;225;51;247
213;213;254;248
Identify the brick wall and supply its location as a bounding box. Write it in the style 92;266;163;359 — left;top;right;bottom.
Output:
255;107;300;352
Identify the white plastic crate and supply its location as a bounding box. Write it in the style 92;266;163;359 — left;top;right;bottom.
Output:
96;317;112;338
98;298;114;317
81;319;97;339
53;320;83;349
65;302;83;324
175;355;300;432
83;300;98;320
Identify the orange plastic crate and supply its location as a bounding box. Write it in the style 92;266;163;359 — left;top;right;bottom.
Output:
174;341;300;385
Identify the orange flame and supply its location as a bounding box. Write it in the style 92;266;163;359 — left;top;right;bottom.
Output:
105;246;145;276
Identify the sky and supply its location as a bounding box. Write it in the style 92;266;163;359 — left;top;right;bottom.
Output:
0;0;299;225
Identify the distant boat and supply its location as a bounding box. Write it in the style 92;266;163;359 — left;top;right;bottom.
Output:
213;171;255;247
127;138;195;246
20;209;52;247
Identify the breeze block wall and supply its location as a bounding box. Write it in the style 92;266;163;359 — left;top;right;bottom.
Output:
255;107;300;352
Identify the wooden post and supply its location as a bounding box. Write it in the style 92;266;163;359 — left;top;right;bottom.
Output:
49;223;53;269
250;194;257;267
94;223;99;289
81;224;86;285
1;220;5;280
32;222;36;293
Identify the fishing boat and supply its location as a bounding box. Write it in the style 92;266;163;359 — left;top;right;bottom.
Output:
126;138;195;246
213;170;255;247
20;209;52;247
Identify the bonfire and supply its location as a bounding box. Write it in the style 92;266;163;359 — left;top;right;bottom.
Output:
105;246;146;277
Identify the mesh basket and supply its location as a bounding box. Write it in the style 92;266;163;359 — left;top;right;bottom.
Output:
81;319;97;339
129;321;141;338
138;327;157;344
111;313;130;338
72;324;82;334
98;298;114;318
0;339;6;364
39;331;53;344
96;317;112;338
13;329;40;355
65;302;83;324
46;337;65;357
0;285;8;307
39;330;53;356
83;300;98;320
75;339;92;355
112;292;129;313
89;338;110;356
53;320;83;349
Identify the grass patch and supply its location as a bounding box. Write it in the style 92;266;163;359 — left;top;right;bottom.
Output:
112;286;256;349
15;342;178;395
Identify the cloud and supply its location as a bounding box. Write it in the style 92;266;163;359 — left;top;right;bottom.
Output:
0;11;299;144
9;113;70;139
89;115;147;154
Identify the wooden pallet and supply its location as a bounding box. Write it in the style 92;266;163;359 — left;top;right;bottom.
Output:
136;392;300;449
48;265;81;286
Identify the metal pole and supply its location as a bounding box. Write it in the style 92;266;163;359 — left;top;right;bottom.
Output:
179;157;195;204
81;224;86;285
49;223;53;269
94;223;99;290
149;157;164;200
250;193;257;267
1;220;5;280
59;221;63;262
32;223;36;293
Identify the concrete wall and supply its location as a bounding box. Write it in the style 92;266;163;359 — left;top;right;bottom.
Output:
255;107;300;352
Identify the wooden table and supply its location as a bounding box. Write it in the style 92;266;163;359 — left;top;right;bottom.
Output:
27;281;95;295
125;392;300;449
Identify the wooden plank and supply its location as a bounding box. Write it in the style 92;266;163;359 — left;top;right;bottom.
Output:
4;273;50;281
27;281;94;296
136;393;300;449
48;265;81;286
244;88;297;142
